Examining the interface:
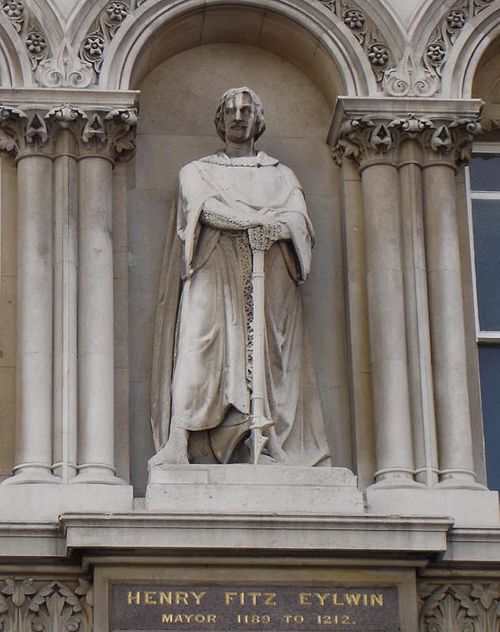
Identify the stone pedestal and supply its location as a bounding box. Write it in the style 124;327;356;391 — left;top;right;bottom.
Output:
146;465;364;514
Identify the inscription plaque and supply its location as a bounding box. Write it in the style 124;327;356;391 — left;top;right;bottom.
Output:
110;584;400;632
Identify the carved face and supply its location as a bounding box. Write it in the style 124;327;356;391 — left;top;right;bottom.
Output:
222;92;257;144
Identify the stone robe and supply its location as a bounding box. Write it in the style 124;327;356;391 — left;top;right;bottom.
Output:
151;151;330;465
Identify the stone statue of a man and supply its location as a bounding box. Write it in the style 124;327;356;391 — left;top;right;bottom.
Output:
150;87;330;467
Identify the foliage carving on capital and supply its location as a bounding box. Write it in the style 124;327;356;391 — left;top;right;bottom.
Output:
333;112;482;166
419;582;500;632
0;577;93;632
78;107;138;161
0;103;138;161
0;105;56;157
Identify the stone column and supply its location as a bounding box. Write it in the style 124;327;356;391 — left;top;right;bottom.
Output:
72;109;137;484
358;136;415;485
2;110;59;483
422;124;480;487
331;98;483;492
399;140;439;487
50;108;82;482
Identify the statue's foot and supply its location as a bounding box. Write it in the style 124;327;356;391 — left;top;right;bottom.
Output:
148;428;189;467
264;429;287;464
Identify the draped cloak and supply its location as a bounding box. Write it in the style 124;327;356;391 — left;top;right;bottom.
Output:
151;151;331;466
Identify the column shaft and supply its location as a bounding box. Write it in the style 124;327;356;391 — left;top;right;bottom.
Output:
341;158;376;488
399;143;438;486
361;160;415;484
423;162;477;485
10;155;58;483
52;133;78;481
74;156;120;483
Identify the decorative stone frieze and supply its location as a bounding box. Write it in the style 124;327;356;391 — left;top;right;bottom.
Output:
0;103;138;162
419;583;500;632
77;0;148;84
332;110;482;166
424;0;495;79
0;577;93;632
2;0;51;72
319;0;394;83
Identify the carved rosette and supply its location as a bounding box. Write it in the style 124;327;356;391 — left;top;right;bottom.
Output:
0;577;93;632
332;112;482;167
419;583;500;632
0;103;138;163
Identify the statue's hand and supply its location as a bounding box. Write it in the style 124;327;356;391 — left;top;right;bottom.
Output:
248;223;289;250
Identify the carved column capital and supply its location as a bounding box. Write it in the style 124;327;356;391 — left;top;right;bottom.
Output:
329;97;483;168
0;90;139;163
0;105;56;159
76;107;138;163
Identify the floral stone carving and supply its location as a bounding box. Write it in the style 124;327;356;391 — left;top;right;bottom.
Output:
419;582;500;632
0;577;93;632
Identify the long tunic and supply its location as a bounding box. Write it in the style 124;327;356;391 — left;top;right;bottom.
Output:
151;151;330;466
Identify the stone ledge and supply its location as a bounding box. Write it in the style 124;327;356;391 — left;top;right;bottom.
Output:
443;528;500;563
60;513;452;555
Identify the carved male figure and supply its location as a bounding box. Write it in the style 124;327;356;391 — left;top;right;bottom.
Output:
150;87;330;466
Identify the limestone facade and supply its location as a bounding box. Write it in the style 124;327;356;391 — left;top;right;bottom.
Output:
0;1;499;631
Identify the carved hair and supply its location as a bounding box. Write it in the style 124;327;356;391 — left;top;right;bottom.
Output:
214;87;266;142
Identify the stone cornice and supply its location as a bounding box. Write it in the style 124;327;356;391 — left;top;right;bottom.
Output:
329;97;484;166
0;89;139;162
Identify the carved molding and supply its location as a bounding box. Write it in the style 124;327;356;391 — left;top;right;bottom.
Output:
333;112;482;166
419;582;500;632
0;103;138;161
35;42;94;89
0;577;93;632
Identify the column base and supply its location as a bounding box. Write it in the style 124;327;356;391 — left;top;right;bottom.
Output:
366;485;499;527
371;473;424;490
70;466;126;485
437;471;485;490
0;482;133;521
2;466;60;485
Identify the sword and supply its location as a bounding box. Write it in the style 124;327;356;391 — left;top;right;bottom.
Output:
247;228;274;464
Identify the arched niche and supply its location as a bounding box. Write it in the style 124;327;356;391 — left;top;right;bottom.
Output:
125;21;352;493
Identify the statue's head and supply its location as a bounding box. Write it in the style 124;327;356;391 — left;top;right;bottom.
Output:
214;87;266;143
